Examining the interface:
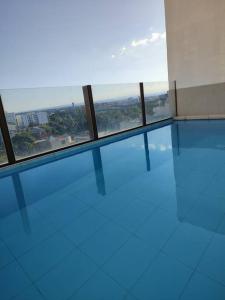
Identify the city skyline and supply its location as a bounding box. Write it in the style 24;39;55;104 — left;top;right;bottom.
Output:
1;81;169;113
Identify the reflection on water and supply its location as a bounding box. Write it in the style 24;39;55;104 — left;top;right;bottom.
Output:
0;128;156;223
12;173;31;234
2;120;225;237
171;120;225;234
143;132;151;172
92;148;106;196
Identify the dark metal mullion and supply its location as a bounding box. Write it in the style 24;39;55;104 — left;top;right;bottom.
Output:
139;82;147;126
174;80;178;117
0;96;16;164
82;85;98;140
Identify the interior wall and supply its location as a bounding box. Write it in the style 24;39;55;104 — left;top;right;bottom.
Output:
164;0;225;118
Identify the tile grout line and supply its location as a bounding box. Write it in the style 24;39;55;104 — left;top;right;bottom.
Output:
177;212;225;300
1;211;93;299
124;217;191;298
80;236;141;300
61;229;134;300
0;237;47;300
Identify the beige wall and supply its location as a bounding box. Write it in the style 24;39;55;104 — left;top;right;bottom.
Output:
165;0;225;117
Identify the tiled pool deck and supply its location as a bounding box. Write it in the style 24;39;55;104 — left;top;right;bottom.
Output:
1;121;225;299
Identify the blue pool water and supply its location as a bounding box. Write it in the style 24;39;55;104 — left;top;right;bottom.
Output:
1;120;225;300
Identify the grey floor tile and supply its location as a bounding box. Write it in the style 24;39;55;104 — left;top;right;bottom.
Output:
103;236;158;289
41;196;89;229
113;200;157;233
131;252;192;300
198;233;225;286
136;208;179;250
181;272;225;300
80;221;130;265
4;217;58;257
69;270;128;300
36;248;98;300
18;232;74;280
12;285;44;300
0;261;31;300
62;209;108;246
163;223;212;268
0;206;41;239
0;240;14;269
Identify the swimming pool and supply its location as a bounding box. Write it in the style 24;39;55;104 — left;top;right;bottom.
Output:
1;120;225;300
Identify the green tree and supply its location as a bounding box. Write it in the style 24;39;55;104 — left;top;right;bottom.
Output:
12;131;35;156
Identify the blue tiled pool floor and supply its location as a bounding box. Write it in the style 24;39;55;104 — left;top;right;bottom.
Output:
1;121;225;299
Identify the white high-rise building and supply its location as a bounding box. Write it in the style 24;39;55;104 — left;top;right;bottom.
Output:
16;111;48;127
36;111;48;125
6;112;16;125
27;111;48;126
16;114;29;128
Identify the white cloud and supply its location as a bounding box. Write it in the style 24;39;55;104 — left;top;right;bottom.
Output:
159;144;167;152
131;32;166;48
147;143;172;152
161;32;166;40
149;144;156;150
111;31;166;59
140;143;172;152
119;47;127;55
131;39;149;47
149;32;161;43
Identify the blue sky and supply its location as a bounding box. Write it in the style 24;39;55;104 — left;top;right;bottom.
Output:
0;0;168;89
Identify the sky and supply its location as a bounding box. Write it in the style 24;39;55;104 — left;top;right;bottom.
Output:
2;82;169;113
0;0;168;112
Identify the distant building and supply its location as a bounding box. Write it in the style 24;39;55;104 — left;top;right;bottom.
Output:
16;111;48;128
6;112;16;125
5;112;17;136
27;111;48;126
16;114;29;128
7;124;17;137
49;134;72;149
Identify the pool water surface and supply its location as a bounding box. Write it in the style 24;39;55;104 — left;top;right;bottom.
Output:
1;120;225;300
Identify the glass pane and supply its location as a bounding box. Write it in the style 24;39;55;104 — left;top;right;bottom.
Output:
92;83;142;137
0;129;8;164
144;82;172;124
1;86;90;159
